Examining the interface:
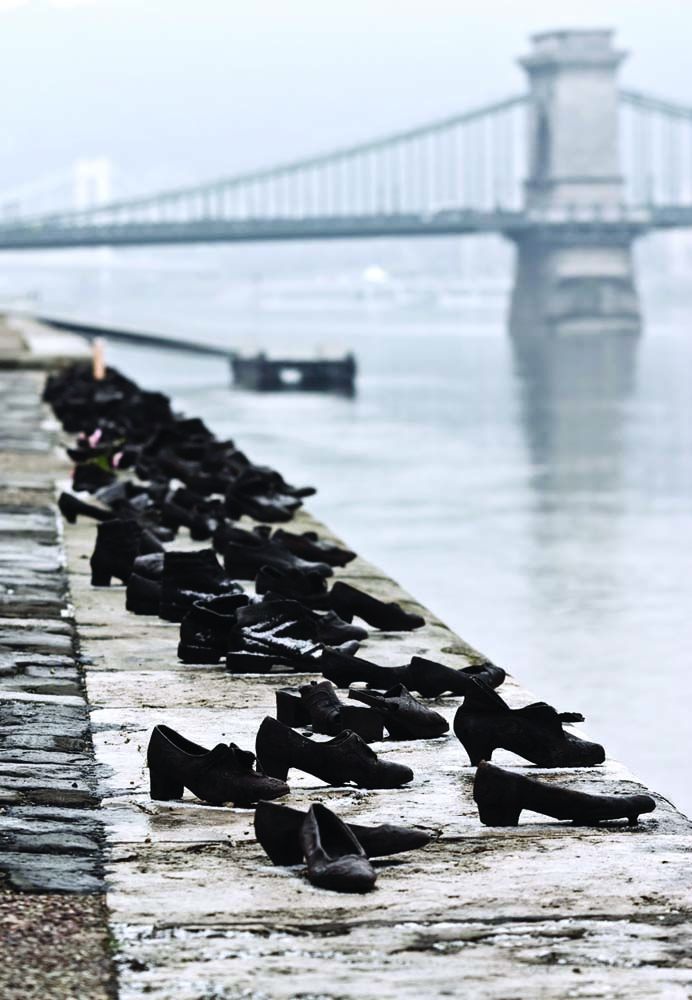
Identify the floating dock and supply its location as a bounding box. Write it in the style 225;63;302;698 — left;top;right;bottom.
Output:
231;349;356;392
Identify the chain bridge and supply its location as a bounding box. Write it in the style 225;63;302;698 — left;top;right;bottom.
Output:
3;29;692;335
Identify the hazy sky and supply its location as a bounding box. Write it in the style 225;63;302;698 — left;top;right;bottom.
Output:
3;0;692;198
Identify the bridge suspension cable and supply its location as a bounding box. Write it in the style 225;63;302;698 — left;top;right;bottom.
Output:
3;94;529;233
620;89;692;207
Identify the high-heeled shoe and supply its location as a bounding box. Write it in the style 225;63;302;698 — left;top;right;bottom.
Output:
254;800;431;866
255;717;413;788
90;518;163;586
454;680;605;767
320;647;505;697
275;681;384;742
300;803;376;893
348;685;449;739
58;491;115;525
473;761;656;826
147;724;289;807
329;581;425;631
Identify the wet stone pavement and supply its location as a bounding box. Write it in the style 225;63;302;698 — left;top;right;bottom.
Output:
0;354;114;998
1;318;692;999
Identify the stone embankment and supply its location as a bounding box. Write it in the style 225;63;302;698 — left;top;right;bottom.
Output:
1;315;691;999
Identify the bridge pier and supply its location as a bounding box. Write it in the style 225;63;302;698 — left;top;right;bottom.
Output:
510;29;641;338
509;230;640;337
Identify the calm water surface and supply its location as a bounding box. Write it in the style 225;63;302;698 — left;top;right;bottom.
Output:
9;255;692;815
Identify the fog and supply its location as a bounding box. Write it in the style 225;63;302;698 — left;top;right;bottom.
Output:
2;0;692;198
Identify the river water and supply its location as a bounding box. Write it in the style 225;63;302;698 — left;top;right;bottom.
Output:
5;243;691;815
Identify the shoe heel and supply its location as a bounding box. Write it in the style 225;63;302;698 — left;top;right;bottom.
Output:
276;689;309;727
477;802;522;826
257;747;290;781
340;706;384;743
90;565;112;587
149;766;184;800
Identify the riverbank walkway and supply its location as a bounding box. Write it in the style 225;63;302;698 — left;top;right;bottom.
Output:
1;314;690;999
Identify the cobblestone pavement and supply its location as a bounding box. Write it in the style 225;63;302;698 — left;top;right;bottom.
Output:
0;331;114;999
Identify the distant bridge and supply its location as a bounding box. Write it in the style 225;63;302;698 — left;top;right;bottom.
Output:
3;30;692;335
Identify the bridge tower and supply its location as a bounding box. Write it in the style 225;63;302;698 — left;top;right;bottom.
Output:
509;29;640;337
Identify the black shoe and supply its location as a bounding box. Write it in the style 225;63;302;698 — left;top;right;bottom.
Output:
300;803;376;893
473;761;656;826
72;461;116;493
454;680;605;767
160;549;243;619
329;581;425;631
178;593;250;663
275;681;384;742
255;717;413;788
320;647;505;697
237;597;367;646
58;491;115;525
349;685;449;739
125;573;162;615
147;724;289;807
90;518;163;586
271;529;356;567
255;565;330;608
216;525;332;580
254;800;431;866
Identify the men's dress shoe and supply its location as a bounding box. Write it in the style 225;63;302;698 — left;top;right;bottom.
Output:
125;573;162;615
178;593;250;663
90;518;163;586
299;803;376;893
254;800;431;866
329;581;425;631
320;647;505;697
254;565;330;608
147;724;289;807
58;491;115;525
454;680;605;768
275;681;384;743
271;529;356;567
255;717;413;788
216;524;332;579
349;685;449;740
237;598;367;646
473;761;656;826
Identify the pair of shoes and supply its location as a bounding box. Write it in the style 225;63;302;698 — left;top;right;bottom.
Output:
255;567;425;631
255;801;430;893
277;682;448;742
270;528;355;567
255;716;413;788
320;646;505;697
349;685;449;740
255;800;431;865
473;761;656;826
453;679;605;767
276;681;384;742
147;725;288;807
224;598;365;673
215;524;333;580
